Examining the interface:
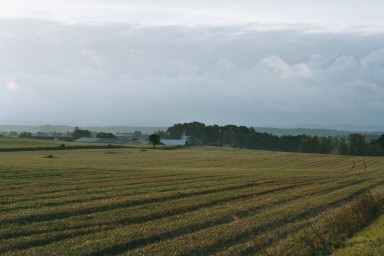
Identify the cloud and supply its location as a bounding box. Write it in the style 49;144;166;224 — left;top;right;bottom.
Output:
6;80;19;91
1;19;384;127
259;55;314;80
2;1;384;28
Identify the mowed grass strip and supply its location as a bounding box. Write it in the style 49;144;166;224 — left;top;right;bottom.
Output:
1;147;384;255
1;177;344;255
4;178;333;225
0;172;226;197
0;180;303;242
0;173;346;248
0;175;244;211
3;174;381;255
127;180;383;256
219;189;383;256
0;179;282;225
1;183;297;253
214;216;314;256
331;213;384;256
330;187;384;256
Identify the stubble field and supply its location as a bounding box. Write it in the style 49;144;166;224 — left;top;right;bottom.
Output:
1;144;384;255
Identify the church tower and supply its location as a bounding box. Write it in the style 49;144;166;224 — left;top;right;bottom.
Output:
181;128;187;140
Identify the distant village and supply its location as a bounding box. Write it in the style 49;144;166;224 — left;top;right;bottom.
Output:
1;128;190;147
1;122;384;156
75;130;190;146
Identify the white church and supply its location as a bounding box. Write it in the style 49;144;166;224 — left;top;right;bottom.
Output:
160;130;189;146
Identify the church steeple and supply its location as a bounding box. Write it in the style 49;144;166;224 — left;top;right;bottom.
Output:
182;128;187;140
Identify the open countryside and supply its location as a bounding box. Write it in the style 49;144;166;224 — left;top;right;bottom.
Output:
1;139;384;255
2;1;384;255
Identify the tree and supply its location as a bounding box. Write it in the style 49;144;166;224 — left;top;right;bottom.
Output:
337;137;348;155
187;135;198;145
149;134;160;149
348;133;366;155
18;131;32;138
300;136;323;153
36;131;49;136
374;134;384;149
369;134;384;155
71;127;91;139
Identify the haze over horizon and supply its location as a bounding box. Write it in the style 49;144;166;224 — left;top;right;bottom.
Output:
1;1;384;128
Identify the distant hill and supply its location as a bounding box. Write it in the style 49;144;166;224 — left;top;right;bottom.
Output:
0;125;167;135
0;125;74;133
287;124;384;133
84;126;167;134
0;124;382;138
253;127;350;137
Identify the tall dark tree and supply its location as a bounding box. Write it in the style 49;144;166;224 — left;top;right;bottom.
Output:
337;137;348;155
18;131;32;138
375;134;384;149
205;125;220;144
348;133;367;155
149;134;161;149
71;127;91;139
369;134;384;155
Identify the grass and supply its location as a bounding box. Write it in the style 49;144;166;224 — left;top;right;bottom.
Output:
0;137;128;152
331;207;384;256
0;137;73;148
0;144;384;255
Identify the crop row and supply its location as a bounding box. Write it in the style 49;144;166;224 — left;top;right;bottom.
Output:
3;175;382;255
1;175;244;211
127;181;383;256
2;149;384;255
0;176;338;251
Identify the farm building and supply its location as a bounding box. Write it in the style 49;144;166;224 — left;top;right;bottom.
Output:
160;130;189;146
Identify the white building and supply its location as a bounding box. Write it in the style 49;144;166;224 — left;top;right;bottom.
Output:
160;130;189;146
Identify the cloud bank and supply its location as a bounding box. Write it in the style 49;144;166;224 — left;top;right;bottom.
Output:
1;1;384;26
1;19;384;127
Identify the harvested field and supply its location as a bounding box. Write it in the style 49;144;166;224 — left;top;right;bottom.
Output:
1;146;383;255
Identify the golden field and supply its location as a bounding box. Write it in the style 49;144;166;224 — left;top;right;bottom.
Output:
1;143;384;255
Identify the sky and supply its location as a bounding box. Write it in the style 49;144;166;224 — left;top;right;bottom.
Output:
1;1;384;128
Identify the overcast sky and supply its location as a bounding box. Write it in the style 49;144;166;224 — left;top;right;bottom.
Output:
1;1;384;128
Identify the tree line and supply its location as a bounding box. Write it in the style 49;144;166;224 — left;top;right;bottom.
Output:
13;127;117;140
165;122;384;156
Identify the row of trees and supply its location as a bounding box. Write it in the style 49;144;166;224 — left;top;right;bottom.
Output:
12;128;121;140
299;133;384;155
12;127;136;140
165;122;384;156
71;128;116;139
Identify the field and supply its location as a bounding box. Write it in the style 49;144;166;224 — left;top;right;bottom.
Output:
332;209;384;256
0;137;70;148
1;145;384;255
0;137;107;149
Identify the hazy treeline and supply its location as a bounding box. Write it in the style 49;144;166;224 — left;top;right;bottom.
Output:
166;122;384;156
